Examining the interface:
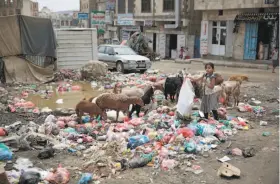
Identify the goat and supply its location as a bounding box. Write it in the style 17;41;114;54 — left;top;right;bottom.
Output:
221;81;242;107
75;98;107;123
95;93;144;122
164;75;184;102
129;85;154;118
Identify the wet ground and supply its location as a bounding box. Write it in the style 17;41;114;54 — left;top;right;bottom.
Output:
1;61;279;184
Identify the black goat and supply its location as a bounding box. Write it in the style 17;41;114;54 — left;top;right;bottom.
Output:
129;86;154;118
164;75;184;102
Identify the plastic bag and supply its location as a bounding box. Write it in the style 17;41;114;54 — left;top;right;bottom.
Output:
177;79;195;117
127;135;150;149
0;143;13;161
78;173;92;184
19;171;41;184
45;165;70;184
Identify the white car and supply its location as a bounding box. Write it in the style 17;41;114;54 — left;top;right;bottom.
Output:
98;44;152;73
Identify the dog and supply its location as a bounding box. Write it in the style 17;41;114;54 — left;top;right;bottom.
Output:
228;75;249;83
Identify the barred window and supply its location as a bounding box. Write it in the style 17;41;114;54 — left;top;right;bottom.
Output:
163;0;174;12
141;0;151;13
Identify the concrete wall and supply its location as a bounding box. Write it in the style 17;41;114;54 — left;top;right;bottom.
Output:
195;0;277;10
233;22;245;60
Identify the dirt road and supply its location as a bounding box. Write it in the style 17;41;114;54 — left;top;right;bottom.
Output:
2;61;279;184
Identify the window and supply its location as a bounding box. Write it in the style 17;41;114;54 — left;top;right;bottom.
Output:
163;0;174;12
98;46;106;53
105;47;114;54
118;0;125;13
218;10;223;16
128;0;133;13
2;10;6;16
61;21;64;26
141;0;151;13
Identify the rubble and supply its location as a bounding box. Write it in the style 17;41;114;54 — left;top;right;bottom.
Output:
80;61;108;80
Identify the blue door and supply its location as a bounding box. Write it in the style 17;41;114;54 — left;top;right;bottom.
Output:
244;23;258;60
194;36;201;58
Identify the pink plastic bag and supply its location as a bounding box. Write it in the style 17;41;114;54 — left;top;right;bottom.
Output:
161;159;178;171
71;85;81;91
128;118;143;126
45;165;70;184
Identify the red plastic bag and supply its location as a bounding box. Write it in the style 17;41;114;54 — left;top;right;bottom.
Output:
45;165;70;184
176;128;194;138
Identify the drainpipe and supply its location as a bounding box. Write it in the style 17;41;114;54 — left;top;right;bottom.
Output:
164;0;180;29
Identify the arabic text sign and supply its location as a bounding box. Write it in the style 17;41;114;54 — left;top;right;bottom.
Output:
200;21;208;55
117;14;134;25
91;10;105;26
78;13;89;20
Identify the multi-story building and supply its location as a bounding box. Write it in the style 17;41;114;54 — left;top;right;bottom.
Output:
195;0;279;61
0;0;38;16
39;7;79;29
113;0;202;59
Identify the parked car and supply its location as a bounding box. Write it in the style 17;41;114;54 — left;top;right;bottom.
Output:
97;45;152;73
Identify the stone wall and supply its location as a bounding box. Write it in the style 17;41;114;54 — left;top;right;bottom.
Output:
195;0;277;10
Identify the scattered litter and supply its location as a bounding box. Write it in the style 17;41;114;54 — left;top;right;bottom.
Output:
217;162;241;178
260;121;268;126
56;99;64;104
242;147;256;158
218;156;231;163
262;132;271;136
231;148;243;156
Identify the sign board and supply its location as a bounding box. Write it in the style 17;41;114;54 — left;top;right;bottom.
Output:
91;10;106;33
117;14;134;25
105;10;113;24
122;26;140;32
144;20;153;27
121;30;130;41
200;20;208;55
106;0;116;10
78;13;89;20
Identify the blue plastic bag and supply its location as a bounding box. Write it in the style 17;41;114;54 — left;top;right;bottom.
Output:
0;143;13;161
78;173;92;184
127;135;150;150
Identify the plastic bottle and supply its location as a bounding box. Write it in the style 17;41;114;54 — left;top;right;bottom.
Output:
127;135;150;150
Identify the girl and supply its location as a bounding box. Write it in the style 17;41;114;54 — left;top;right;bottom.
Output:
188;62;219;120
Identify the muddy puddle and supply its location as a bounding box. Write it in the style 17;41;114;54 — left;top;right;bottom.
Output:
26;82;107;109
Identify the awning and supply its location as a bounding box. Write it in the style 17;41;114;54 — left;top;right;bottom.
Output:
234;12;279;22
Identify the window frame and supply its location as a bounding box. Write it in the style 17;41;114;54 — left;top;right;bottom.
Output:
163;0;175;12
105;46;115;55
118;0;126;14
141;0;151;13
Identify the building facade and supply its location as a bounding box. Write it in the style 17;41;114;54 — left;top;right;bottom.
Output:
112;0;202;59
39;7;79;29
0;0;38;16
195;0;279;61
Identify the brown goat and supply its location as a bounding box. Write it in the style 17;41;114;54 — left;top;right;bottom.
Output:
75;98;107;123
95;93;144;122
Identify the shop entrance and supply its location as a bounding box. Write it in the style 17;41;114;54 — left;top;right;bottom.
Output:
211;21;227;56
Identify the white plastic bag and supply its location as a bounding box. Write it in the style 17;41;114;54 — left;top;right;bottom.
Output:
177;79;195;117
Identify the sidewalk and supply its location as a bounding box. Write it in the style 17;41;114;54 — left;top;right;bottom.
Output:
174;58;270;70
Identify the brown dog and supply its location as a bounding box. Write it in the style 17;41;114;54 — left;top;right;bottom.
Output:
75;98;107;123
228;75;249;83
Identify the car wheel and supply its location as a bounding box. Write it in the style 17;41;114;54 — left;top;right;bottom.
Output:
140;69;147;74
116;61;124;73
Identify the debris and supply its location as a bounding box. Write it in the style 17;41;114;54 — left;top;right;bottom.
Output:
0;143;13;161
56;99;63;104
242;147;256;158
78;173;93;184
19;171;41;184
45;165;70;184
217;163;241;178
0;165;10;184
262;132;271;136
185;165;204;175
259;121;268;126
218;156;231;163
231;148;243;156
38;147;55;159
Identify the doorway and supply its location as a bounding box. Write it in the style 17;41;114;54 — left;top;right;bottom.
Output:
211;21;227;56
256;22;273;60
169;34;177;58
153;33;157;52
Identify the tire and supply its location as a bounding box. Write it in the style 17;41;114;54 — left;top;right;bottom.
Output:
140;69;147;74
116;61;124;73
